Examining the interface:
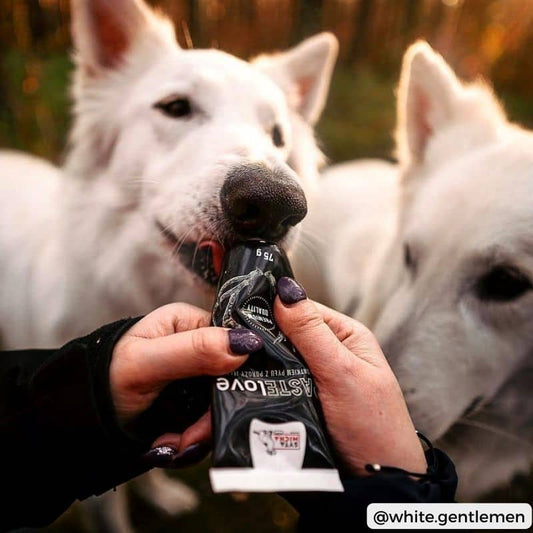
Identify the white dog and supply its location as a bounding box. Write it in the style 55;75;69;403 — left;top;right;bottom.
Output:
0;0;337;529
295;42;533;500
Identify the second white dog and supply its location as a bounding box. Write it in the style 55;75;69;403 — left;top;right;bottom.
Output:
296;42;533;500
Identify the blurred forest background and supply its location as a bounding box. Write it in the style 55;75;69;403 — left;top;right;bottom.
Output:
2;0;533;164
1;1;533;532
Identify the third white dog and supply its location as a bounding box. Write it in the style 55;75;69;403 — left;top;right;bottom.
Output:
295;42;533;500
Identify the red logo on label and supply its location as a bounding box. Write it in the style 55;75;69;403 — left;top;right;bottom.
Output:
272;431;300;450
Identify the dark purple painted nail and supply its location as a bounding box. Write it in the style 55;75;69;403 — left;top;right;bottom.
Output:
228;328;263;355
143;445;178;467
168;442;211;469
277;277;307;305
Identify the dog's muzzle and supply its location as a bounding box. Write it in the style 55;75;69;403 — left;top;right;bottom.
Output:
220;164;307;242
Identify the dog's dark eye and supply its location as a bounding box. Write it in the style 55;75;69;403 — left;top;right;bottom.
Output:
272;124;284;147
474;265;532;302
404;243;416;273
155;98;192;118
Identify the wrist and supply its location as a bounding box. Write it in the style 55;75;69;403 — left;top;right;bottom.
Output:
365;431;436;481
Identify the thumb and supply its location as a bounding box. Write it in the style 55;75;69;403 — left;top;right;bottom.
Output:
274;283;349;386
116;327;262;391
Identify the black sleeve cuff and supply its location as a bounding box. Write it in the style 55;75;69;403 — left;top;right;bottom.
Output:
285;448;457;530
28;317;149;500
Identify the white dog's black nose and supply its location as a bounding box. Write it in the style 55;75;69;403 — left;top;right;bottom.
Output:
221;164;307;241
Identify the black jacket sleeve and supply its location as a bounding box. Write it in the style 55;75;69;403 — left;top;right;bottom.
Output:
0;318;151;530
285;448;458;531
1;318;459;531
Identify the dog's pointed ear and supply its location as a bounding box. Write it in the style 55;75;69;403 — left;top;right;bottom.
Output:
396;41;463;167
254;33;338;125
71;0;176;76
397;41;507;169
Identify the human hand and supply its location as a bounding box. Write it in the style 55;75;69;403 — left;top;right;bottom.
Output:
110;303;263;466
274;278;427;476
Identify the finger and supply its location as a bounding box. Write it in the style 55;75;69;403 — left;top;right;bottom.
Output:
147;410;212;465
146;432;211;469
143;434;182;468
275;276;386;368
313;301;388;367
151;432;182;451
148;409;211;451
273;295;354;385
132;327;262;388
125;303;212;339
168;441;211;469
179;411;212;452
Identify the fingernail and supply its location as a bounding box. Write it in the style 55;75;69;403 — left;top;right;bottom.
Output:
277;277;307;305
142;445;178;467
228;328;263;355
169;442;211;468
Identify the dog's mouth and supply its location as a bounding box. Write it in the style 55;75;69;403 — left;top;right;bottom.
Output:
156;221;225;285
179;240;225;285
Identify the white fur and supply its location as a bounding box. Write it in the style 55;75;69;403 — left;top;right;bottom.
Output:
0;0;337;528
0;0;337;349
295;42;533;500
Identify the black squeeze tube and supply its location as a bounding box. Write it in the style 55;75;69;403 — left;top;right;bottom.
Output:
209;240;342;492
